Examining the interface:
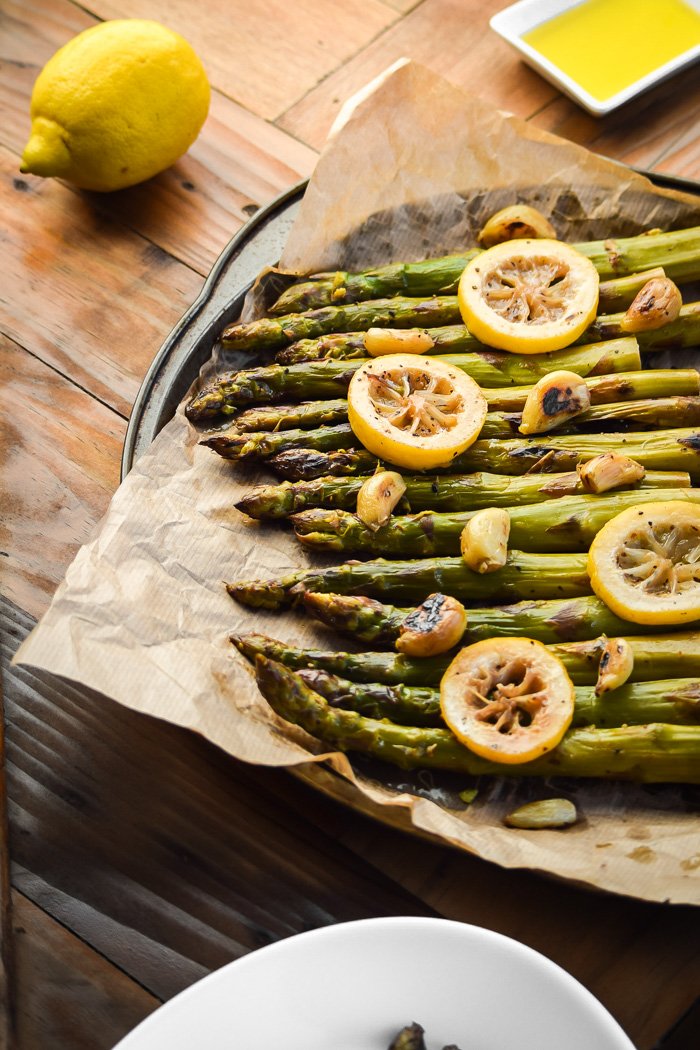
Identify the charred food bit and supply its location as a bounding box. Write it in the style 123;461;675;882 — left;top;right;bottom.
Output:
504;798;577;829
577;452;646;494
396;592;468;657
356;470;407;531
519;369;591;435
478;204;556;247
596;637;634;697
460;507;510;573
620;276;682;333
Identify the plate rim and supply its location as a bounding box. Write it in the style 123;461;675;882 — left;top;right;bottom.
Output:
112;914;635;1050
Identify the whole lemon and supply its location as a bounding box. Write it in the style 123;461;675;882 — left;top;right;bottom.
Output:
20;20;210;192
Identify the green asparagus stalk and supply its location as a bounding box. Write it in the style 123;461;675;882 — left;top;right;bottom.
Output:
268;227;700;314
222;295;463;354
227;551;591;610
201;423;355;461
301;592;680;647
296;668;441;725
205;404;700;463
486;368;700;412
236;469;690;520
234;399;350;432
274;323;491;365
185;338;640;420
456;428;700;476
235;631;700;687
295;667;700;729
291;488;700;557
226;370;700;435
590;302;700;350
597;267;666;312
268;427;700;481
254;657;700;783
268;448;377;480
483;397;700;439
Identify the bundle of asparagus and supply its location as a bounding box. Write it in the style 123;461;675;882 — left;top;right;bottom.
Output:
186;219;700;788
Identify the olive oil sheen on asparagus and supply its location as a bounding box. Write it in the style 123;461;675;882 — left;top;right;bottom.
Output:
522;0;700;103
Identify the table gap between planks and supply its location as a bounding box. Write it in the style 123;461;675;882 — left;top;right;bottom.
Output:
1;0;700;1047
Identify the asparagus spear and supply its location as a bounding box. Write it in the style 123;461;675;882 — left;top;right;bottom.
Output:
291;487;700;557
301;592;681;647
266;427;700;481
236;469;690;520
235;631;700;686
186;338;640;420
275;300;700;364
597;267;666;312
483;397;700;439
233;399;350;432
226;370;700;434
227;551;592;609
222;295;463;353
486;368;700;412
268;226;700;313
590;302;700;350
202;422;355;461
295;667;700;729
268;448;377;480
254;657;700;783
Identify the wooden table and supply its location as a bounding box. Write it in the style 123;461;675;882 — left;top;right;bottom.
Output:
2;1;700;1047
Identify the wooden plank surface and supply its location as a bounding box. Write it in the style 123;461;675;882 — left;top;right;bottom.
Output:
3;0;700;1045
82;0;400;121
11;890;158;1049
277;0;558;151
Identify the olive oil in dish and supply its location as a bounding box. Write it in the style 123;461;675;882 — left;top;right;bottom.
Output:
522;0;700;102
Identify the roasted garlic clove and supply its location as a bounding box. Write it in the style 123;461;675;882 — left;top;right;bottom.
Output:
396;592;468;657
620;277;682;332
577;452;645;494
356;470;406;531
460;507;510;574
595;637;634;697
504;798;577;829
363;327;435;357
478;204;556;247
519;370;591;435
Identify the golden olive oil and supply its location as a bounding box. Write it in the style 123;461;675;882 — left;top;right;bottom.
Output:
523;0;700;101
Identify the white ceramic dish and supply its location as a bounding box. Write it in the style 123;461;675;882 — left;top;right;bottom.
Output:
112;916;635;1050
491;0;700;116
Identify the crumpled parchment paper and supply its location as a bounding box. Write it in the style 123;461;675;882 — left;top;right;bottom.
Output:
16;60;700;904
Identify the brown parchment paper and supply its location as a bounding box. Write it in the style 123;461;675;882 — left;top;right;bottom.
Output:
15;60;700;905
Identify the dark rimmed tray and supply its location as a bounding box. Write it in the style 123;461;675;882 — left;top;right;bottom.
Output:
121;169;700;478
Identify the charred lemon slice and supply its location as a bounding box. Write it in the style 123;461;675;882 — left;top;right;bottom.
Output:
588;501;700;625
458;239;599;354
347;354;487;470
440;637;575;764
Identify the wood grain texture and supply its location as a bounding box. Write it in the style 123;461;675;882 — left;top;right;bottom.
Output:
0;334;124;620
82;0;399;120
3;598;435;1001
0;147;203;417
277;0;558;151
11;891;158;1049
528;63;700;178
0;0;318;276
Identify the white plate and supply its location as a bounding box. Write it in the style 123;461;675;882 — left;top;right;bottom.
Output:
113;916;635;1050
491;0;700;116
